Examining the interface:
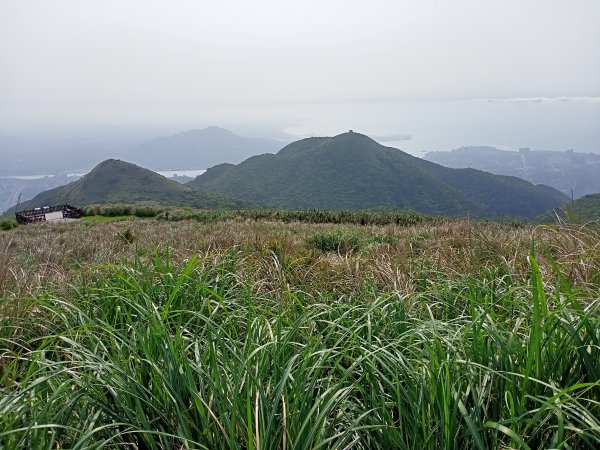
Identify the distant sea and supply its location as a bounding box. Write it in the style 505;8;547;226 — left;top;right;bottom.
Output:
62;169;206;179
66;169;206;179
156;169;206;178
0;174;57;180
65;169;207;179
0;170;206;181
2;98;598;178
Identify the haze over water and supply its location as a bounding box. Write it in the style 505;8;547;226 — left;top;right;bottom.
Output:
4;97;596;166
276;99;600;156
1;1;599;159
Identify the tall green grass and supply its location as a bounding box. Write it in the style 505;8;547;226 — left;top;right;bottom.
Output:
1;246;598;448
78;205;441;227
156;207;441;227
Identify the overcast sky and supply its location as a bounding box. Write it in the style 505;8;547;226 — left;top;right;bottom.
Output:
1;0;599;134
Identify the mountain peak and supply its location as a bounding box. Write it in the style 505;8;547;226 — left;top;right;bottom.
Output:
198;126;236;136
86;158;164;180
203;125;230;131
276;131;383;157
329;130;379;145
126;127;284;170
169;127;235;138
92;158;130;170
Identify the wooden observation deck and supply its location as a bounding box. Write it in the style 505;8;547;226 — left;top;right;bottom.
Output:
15;204;83;224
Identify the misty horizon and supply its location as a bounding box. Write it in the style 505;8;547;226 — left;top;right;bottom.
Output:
1;0;599;208
2;1;599;153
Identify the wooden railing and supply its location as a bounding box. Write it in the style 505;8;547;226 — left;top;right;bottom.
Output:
15;204;83;224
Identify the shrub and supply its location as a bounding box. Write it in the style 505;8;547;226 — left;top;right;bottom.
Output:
85;206;96;216
0;218;18;230
82;204;128;217
308;231;362;253
101;204;132;217
133;205;162;217
118;227;135;244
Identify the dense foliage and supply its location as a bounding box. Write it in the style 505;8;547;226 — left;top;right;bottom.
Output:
188;132;568;218
81;203;165;218
537;193;600;223
0;218;18;230
157;207;442;227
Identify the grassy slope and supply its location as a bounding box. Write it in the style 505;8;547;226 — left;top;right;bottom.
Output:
189;132;568;218
1;218;599;448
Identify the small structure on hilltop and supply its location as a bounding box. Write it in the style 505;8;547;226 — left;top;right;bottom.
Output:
15;204;83;224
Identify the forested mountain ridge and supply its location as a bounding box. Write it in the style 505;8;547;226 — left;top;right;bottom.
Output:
188;132;568;218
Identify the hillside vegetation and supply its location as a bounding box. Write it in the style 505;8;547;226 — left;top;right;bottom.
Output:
188;132;568;218
12;159;244;211
1;216;599;448
424;146;600;198
538;193;600;223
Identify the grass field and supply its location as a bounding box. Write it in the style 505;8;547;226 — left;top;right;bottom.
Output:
1;216;599;448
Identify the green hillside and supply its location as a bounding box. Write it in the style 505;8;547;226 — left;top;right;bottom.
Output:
188;132;568;218
13;159;243;211
538;193;600;223
424;146;600;198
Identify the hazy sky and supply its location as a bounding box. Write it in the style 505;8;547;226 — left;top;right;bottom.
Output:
1;0;599;146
